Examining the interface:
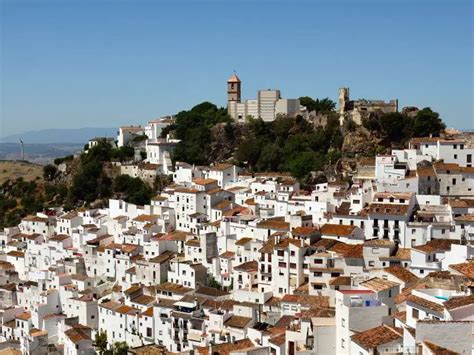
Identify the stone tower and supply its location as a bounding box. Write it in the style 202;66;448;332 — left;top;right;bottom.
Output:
338;87;350;114
338;87;350;126
227;73;241;104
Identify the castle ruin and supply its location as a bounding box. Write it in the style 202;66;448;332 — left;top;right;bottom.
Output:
338;87;398;125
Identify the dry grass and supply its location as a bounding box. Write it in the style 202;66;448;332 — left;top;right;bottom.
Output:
0;161;44;184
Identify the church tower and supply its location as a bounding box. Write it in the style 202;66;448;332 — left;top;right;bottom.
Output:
227;73;241;104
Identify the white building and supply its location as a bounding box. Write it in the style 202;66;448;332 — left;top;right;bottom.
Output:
226;74;301;122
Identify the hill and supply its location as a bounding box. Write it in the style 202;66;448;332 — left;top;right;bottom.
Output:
0;161;44;184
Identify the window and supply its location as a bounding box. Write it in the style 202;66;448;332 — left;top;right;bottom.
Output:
412;308;419;319
341;339;345;349
368;261;375;267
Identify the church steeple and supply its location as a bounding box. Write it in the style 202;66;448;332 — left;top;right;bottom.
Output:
227;72;241;103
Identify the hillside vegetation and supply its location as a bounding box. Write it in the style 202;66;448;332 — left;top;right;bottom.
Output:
0;98;445;228
163;101;445;180
0;161;43;184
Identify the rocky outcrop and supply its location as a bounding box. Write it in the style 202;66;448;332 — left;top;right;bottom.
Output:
341;127;381;155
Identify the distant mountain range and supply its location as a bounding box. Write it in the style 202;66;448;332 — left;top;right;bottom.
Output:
0;127;117;144
0;142;83;165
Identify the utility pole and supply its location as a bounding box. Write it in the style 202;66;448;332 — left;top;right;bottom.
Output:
19;139;24;161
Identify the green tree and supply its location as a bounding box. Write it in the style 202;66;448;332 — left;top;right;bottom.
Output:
362;113;382;132
207;275;223;290
286;151;316;179
379;112;413;142
343;118;357;132
94;330;108;355
43;164;57;181
114;175;152;205
111;342;129;355
299;96;336;113
257;143;282;171
111;146;135;162
153;175;169;193
413;107;445;137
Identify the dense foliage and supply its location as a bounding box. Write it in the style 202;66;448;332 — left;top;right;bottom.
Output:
0;178;45;228
162;102;231;164
362;107;446;144
0;100;446;228
299;96;336;113
235;115;343;178
53;155;73;165
162;100;445;181
114;175;152;206
69;141;152;205
0;140;164;227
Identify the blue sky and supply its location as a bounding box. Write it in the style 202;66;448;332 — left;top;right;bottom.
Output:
1;0;472;136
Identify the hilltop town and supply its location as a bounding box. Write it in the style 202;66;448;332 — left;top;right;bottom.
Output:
0;75;473;355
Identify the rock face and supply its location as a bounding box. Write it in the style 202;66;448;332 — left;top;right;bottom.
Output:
208;123;243;164
342;127;380;155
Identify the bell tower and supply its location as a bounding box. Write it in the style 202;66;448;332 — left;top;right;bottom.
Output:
227;73;241;104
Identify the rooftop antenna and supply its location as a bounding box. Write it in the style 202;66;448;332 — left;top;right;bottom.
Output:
19;139;24;161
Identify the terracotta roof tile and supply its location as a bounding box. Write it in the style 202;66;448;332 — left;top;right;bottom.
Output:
368;203;409;216
64;327;91;344
320;223;356;236
406;294;444;313
234;260;258;272
383;265;419;283
329;276;352;286
235;237;253;246
257;218;290;231
192;178;217;186
351;325;402;349
224;315;252;329
360;277;399;292
443;294;474;310
292;226;319;235
281;294;329;308
422;340;459;355
196;339;253;355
